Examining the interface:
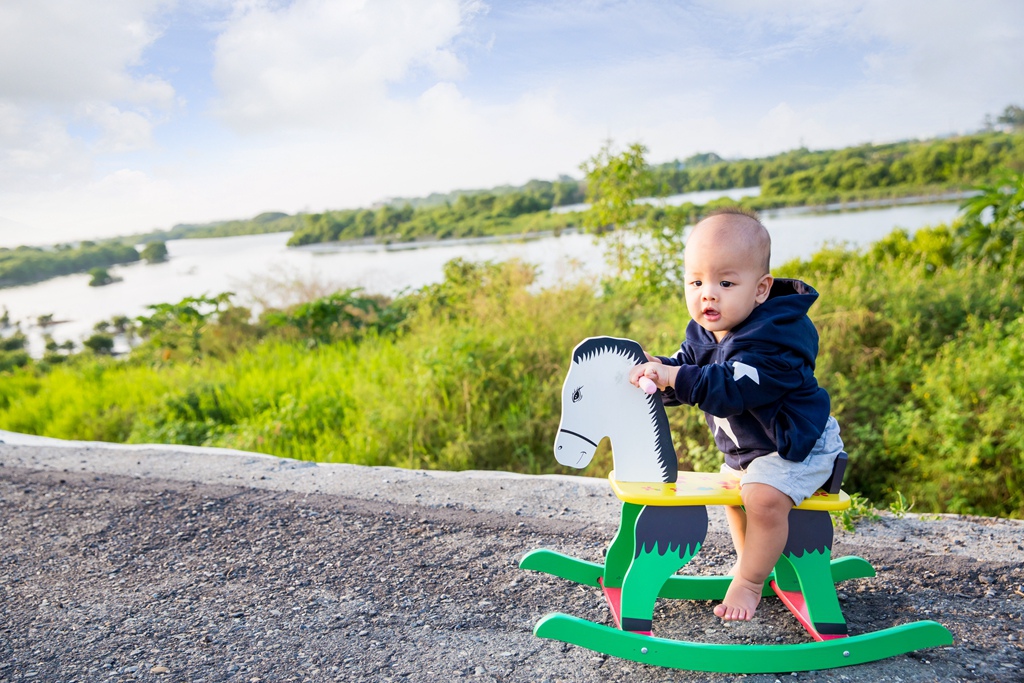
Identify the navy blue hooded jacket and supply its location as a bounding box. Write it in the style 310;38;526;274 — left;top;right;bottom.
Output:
659;278;831;469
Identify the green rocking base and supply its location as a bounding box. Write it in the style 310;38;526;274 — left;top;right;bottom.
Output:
533;613;953;673
520;547;954;673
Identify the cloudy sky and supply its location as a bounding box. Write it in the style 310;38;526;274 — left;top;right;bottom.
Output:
1;0;1022;247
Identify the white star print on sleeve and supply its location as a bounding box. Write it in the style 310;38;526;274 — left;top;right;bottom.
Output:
732;361;760;384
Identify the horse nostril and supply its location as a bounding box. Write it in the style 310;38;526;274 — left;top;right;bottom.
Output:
557;445;562;450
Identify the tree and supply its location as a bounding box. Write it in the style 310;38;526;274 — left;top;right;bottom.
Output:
580;140;688;297
996;104;1024;131
957;168;1024;263
136;293;234;361
580;140;653;232
263;288;388;346
0;333;26;351
83;333;115;355
141;241;169;263
88;267;116;287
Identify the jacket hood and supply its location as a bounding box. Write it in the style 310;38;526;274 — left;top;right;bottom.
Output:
687;277;821;363
759;278;819;320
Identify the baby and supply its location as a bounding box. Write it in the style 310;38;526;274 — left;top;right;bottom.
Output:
629;207;843;621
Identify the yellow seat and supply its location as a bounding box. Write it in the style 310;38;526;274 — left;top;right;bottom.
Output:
609;470;851;511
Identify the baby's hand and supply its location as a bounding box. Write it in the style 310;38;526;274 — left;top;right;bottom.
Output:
630;359;677;392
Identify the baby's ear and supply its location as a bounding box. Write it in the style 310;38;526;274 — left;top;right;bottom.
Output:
755;274;773;303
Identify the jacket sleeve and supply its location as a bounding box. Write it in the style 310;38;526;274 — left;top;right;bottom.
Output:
656;346;696;406
672;344;809;417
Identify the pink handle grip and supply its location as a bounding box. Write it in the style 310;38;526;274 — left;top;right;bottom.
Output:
638;376;657;394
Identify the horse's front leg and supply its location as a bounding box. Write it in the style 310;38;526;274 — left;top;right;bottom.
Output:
618;505;709;633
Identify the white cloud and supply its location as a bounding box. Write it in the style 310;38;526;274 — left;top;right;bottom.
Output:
150;79;595;221
0;106;92;192
187;0;609;212
854;1;1024;101
77;103;159;152
0;0;178;198
0;0;173;106
683;0;1024;151
211;0;482;130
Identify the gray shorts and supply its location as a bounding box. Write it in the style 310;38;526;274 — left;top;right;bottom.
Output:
720;416;844;505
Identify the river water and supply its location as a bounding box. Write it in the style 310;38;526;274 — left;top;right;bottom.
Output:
1;200;960;356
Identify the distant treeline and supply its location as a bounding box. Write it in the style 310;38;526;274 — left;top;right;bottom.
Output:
652;132;1024;199
288;131;1024;246
133;212;306;243
287;178;586;246
378;176;586;211
0;212;302;288
0;242;141;289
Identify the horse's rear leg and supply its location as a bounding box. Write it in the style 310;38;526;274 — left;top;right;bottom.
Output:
773;509;848;638
618;505;709;633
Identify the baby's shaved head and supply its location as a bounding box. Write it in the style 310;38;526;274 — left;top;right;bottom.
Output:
690;208;771;274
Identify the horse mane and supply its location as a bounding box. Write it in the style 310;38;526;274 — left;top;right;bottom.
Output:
572;337;678;483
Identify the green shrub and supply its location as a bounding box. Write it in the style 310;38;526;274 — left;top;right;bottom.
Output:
0;350;31;373
881;314;1024;515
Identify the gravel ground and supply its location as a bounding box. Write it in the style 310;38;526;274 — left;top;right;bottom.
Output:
1;433;1023;683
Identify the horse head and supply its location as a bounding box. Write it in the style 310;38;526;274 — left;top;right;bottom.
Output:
554;336;677;483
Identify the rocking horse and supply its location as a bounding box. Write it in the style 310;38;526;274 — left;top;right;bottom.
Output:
519;336;952;673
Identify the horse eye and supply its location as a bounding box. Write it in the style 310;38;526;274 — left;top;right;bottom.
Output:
571;386;583;403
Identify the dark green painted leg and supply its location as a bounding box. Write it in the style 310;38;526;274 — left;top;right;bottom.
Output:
619;543;699;632
778;509;848;637
773;548;801;592
603;502;643;589
619;506;708;632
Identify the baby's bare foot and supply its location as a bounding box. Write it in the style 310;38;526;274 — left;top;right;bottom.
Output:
713;576;762;621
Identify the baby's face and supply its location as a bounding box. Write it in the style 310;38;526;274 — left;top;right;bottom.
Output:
684;223;772;342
